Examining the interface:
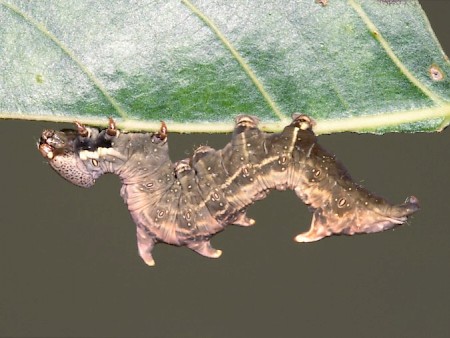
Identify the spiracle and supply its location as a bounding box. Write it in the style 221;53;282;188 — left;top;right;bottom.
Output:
38;114;420;266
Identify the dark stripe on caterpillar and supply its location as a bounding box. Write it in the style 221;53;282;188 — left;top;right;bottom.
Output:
38;114;420;266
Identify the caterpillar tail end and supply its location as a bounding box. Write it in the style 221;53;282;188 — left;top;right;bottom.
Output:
294;195;420;243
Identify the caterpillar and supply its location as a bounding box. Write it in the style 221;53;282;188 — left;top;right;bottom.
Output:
38;114;419;266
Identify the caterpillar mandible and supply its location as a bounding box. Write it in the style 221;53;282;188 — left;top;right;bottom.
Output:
38;114;419;266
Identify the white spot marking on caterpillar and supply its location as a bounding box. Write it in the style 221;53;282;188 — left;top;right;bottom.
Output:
79;147;124;161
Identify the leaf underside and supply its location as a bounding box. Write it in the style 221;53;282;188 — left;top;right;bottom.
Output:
0;0;448;133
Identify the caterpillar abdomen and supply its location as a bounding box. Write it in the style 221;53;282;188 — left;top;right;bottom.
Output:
38;114;419;266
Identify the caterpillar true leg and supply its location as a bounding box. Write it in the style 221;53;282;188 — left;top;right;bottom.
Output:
75;121;89;137
106;117;118;136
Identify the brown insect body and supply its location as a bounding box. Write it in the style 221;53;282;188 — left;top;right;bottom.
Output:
38;115;419;266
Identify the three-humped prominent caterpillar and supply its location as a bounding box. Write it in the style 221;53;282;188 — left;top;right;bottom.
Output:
38;114;419;266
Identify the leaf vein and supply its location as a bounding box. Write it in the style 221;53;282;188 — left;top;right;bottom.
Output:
181;0;288;122
0;1;128;119
349;0;445;105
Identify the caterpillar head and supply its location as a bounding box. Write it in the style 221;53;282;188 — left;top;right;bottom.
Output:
38;129;99;188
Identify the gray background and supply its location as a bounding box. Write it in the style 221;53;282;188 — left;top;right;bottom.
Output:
0;1;449;337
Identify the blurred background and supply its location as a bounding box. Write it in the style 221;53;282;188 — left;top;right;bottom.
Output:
0;1;448;337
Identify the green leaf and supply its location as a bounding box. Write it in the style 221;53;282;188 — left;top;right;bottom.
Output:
0;0;448;133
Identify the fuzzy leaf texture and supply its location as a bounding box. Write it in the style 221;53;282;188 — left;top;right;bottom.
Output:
0;0;449;133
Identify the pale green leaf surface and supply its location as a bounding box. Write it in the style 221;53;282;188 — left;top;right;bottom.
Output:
0;0;448;133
